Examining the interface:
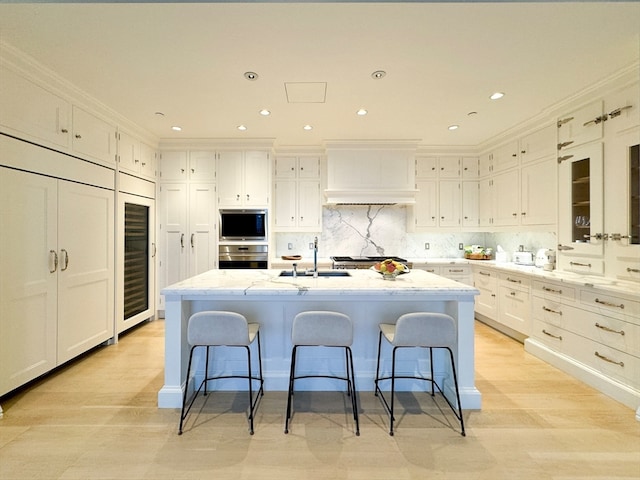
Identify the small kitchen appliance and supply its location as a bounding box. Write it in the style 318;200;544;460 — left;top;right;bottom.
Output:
513;251;535;266
535;249;556;270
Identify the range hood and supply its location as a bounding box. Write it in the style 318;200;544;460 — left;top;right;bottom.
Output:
324;141;419;205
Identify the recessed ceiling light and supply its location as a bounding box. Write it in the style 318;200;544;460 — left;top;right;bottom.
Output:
237;125;247;131
371;70;386;80
259;109;271;116
244;71;258;81
171;126;182;131
490;92;505;100
356;109;368;116
303;125;313;131
448;125;459;131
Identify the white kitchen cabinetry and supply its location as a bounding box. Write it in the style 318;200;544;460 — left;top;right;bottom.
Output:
0;64;70;150
462;156;479;179
527;279;640;412
520;123;557;165
520;157;557;226
438;180;461;227
438;156;461;178
117;131;157;180
217;150;270;207
492;140;520;172
273;155;321;232
415;156;438;178
416;264;472;286
462;181;480;227
557;100;604;152
71;105;117;167
157;182;217;310
472;266;498;319
413;180;438;228
0;165;114;395
497;272;531;336
557;142;605;274
479;170;519;227
159;150;216;182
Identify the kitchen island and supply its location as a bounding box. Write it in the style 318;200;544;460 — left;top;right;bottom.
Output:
158;268;480;409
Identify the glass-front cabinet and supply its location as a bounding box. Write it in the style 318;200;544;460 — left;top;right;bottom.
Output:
558;142;604;273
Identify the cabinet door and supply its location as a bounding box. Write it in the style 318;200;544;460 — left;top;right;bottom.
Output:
298;181;321;229
0;65;70;149
462;156;479;179
0;168;58;395
493;170;520;226
439;156;461;178
438;180;460;227
57;180;114;364
557;100;604;151
604;83;640;135
521;158;556;225
558;142;604;257
479;152;493;177
478;178;494;227
157;183;188;309
274;180;297;228
473;268;497;318
275;156;297;178
189;151;216;181
498;283;531;335
414;180;437;228
298;156;320;179
244;150;270;206
216;151;244;206
492;140;519;172
189;183;217;276
117;130;140;174
416;156;438;178
159;151;188;181
71;106;116;166
462;181;479;227
139;143;157;179
520;124;556;164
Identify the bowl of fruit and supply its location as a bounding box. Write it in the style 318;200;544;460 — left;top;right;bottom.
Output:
371;259;410;280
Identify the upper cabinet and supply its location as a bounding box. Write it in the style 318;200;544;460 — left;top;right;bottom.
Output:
71;106;117;167
273;155;322;232
217;150;271;207
159;150;216;182
118;130;157;180
520;124;557;165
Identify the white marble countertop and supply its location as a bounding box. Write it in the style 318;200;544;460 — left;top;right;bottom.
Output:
161;268;479;297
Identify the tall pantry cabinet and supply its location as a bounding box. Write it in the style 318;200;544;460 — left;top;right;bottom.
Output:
0;137;115;396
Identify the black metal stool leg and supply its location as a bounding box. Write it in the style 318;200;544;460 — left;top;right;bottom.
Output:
284;346;297;434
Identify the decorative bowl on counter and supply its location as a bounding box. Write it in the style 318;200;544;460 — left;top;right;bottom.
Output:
370;259;410;280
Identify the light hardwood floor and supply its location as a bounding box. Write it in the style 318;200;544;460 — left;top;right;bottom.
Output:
1;319;638;479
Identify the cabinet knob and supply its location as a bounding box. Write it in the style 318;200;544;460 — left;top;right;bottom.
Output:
521;150;526;154
246;194;250;200
181;169;185;173
61;128;68;133
236;194;240;200
521;212;526;216
75;134;82;139
191;168;195;173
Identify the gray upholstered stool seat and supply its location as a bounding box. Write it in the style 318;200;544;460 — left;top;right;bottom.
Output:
178;311;264;435
374;312;465;436
284;311;360;436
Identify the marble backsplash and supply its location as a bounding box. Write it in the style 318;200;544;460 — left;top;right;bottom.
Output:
274;205;557;261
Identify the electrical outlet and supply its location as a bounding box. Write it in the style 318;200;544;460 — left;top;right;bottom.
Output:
287;243;293;250
309;243;314;250
459;243;464;250
424;242;430;250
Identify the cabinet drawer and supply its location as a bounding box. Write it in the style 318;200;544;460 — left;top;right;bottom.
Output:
580;290;639;323
532;280;576;302
563;330;639;388
498;285;531;335
499;272;531;293
532;296;567;328
441;265;470;276
532;319;566;350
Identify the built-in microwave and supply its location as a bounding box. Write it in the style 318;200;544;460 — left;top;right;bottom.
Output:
219;209;268;241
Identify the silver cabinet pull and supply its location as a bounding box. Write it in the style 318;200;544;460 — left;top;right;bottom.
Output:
583;115;608;127
557;244;574;251
569;261;591;268
49;250;58;273
557;154;574;164
542;329;562;340
594;351;624;367
557;116;574;127
542;306;562;315
506;277;521;284
180;233;184;249
595;323;625;336
608;105;632;118
479;271;491;276
60;249;69;271
542;286;562;294
152;243;156;258
190;234;195;248
627;267;640;273
557;141;574;150
594;298;624;309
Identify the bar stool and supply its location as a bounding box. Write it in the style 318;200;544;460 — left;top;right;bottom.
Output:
374;312;465;436
178;311;264;435
284;311;360;436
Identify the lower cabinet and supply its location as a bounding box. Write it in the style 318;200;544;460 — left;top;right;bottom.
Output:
497;272;531;336
472;266;498;319
0;166;114;396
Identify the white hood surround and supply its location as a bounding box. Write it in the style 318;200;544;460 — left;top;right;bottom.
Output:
324;140;419;205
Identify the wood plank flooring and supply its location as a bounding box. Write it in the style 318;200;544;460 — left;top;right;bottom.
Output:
0;320;638;479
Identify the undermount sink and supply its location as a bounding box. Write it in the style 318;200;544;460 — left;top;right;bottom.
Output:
279;270;351;278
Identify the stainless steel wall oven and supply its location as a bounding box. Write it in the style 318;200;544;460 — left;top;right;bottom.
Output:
218;245;268;269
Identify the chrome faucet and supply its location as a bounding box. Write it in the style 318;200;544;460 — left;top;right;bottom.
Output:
313;236;318;277
292;263;298;278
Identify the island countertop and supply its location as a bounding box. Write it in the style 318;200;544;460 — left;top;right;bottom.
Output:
161;268;479;297
159;268;481;410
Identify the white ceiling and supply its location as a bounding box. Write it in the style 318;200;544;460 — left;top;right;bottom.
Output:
0;2;638;148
